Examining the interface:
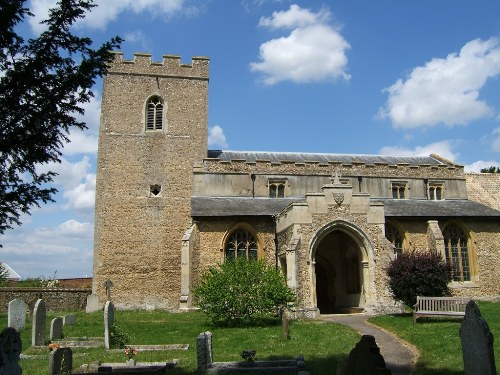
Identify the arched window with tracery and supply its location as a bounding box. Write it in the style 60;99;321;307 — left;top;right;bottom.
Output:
443;223;471;282
146;96;164;130
225;229;258;261
385;223;404;258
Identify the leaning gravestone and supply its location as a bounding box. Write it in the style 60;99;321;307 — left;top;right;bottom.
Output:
86;294;100;313
8;299;27;331
104;301;115;349
0;327;22;375
337;335;391;375
49;347;72;375
460;300;496;375
196;331;213;372
50;317;63;341
31;299;46;347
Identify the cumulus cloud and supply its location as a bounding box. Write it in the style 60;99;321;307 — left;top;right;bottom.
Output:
378;38;500;128
124;30;152;51
63;173;96;211
250;4;350;85
28;0;189;33
464;160;500;173
379;140;459;162
208;125;228;148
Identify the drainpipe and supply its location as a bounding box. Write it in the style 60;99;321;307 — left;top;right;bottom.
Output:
251;173;256;198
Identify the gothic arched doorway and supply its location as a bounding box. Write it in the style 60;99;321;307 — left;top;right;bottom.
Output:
314;229;364;314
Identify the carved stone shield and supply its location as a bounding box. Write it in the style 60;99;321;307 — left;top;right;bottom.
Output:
333;192;344;206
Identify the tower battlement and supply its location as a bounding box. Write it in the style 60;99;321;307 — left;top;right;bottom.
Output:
108;51;209;78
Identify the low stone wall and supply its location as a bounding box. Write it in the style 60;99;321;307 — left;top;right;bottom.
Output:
0;288;92;312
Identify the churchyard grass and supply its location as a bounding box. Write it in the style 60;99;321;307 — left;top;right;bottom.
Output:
369;301;499;374
0;309;359;375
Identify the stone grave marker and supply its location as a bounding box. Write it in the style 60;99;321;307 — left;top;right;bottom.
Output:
8;299;27;331
104;300;115;349
0;327;22;375
50;317;63;341
49;347;72;375
196;331;213;372
63;314;76;326
86;294;100;313
460;300;496;375
337;335;391;375
104;279;113;301
282;309;290;340
31;299;46;347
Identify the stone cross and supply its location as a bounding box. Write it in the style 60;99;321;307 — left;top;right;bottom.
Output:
104;279;113;301
31;299;46;347
460;300;496;375
8;299;27;331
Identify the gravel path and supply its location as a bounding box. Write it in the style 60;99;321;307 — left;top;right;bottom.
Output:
320;314;418;375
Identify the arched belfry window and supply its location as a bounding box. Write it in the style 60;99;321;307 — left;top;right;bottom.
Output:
443;223;471;282
385;223;404;258
146;96;163;131
225;229;258;261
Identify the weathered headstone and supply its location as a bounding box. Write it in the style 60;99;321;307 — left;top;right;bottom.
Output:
7;299;27;331
282;309;290;340
104;279;113;301
460;300;496;375
104;301;115;349
86;293;100;313
31;299;46;347
196;331;213;372
0;327;22;375
63;314;76;326
337;335;391;375
49;347;72;375
50;317;63;341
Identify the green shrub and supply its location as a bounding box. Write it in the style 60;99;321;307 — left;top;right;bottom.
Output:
0;263;8;287
386;251;452;308
109;323;129;348
193;258;295;326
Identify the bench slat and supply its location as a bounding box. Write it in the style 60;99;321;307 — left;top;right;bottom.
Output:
413;296;471;323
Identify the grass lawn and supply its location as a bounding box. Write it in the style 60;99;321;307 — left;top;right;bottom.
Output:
369;301;500;375
2;310;360;374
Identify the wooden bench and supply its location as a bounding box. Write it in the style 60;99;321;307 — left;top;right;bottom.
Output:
413;296;471;323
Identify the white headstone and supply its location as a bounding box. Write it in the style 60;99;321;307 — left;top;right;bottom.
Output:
31;299;46;347
104;301;115;349
86;294;100;313
7;299;27;331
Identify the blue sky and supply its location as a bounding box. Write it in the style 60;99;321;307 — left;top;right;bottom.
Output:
2;0;500;279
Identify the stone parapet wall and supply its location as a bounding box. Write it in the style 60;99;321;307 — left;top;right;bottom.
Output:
0;288;91;312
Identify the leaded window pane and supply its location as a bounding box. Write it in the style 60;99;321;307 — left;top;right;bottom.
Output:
443;224;471;282
225;229;259;260
385;223;403;257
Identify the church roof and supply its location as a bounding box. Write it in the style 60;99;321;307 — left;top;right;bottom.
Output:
377;199;500;217
207;150;449;166
191;197;304;217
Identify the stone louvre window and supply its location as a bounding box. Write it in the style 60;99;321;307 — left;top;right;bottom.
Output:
145;95;163;131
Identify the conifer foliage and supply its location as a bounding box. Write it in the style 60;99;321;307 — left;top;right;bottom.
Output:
386;251;452;308
0;0;121;236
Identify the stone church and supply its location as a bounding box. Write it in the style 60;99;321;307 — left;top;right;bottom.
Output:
93;52;500;315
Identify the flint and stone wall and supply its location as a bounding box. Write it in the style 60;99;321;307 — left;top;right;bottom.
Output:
0;288;91;312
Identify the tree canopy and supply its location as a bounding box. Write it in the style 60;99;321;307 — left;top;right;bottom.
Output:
480;166;500;173
0;0;121;237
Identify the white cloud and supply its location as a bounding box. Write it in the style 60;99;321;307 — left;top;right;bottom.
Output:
250;5;350;85
208;125;228;148
124;30;152;51
378;38;500;128
464;160;500;173
28;0;189;33
63;173;96;211
379;140;459;162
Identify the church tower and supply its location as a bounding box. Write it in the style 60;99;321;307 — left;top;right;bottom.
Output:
93;52;209;309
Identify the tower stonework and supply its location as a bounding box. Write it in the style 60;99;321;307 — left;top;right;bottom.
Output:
93;52;209;309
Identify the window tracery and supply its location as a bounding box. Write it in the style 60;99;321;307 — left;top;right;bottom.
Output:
146;96;163;130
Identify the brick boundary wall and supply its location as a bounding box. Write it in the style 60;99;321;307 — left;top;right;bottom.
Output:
0;288;92;312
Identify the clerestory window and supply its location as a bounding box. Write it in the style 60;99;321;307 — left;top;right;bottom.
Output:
146;96;164;131
269;181;286;198
428;183;444;200
443;224;471;282
385;223;404;258
391;182;407;199
225;229;258;261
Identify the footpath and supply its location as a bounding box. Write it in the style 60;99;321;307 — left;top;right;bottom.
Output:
320;314;418;375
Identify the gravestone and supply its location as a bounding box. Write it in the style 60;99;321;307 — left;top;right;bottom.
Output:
31;299;46;347
49;347;72;375
460;300;496;375
8;299;27;331
104;279;113;301
63;314;76;326
104;301;115;349
0;327;22;375
50;317;63;341
196;331;213;372
86;294;100;313
282;309;290;340
337;335;391;375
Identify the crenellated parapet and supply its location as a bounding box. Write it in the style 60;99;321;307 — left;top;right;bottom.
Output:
107;51;209;79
